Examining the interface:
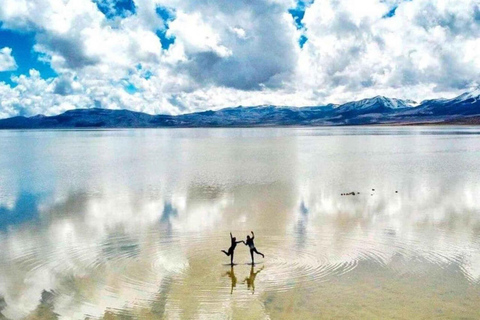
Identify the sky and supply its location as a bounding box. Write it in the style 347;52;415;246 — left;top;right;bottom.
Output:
0;0;479;118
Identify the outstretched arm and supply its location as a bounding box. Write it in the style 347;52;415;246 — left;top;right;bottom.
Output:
254;265;264;275
251;231;255;240
230;232;233;239
236;240;245;245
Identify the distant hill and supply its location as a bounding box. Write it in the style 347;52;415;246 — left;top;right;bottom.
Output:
1;89;479;128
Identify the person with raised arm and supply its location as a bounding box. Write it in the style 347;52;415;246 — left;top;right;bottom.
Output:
221;232;244;265
245;231;264;265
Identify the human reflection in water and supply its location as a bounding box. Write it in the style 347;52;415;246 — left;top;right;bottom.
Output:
245;231;264;265
244;265;264;294
221;232;245;265
223;265;237;294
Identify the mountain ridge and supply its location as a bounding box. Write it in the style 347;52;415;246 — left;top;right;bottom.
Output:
1;90;479;128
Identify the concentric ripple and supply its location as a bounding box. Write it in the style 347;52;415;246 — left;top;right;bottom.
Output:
1;223;480;318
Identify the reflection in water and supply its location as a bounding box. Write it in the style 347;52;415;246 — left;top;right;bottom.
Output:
224;266;237;294
244;265;264;294
0;127;479;318
0;192;41;230
294;200;309;250
223;265;264;295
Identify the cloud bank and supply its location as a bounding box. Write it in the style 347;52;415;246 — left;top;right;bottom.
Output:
0;0;479;118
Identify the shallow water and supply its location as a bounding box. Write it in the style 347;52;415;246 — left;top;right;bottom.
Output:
0;127;480;319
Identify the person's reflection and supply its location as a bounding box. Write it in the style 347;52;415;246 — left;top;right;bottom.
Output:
223;265;237;294
243;265;264;294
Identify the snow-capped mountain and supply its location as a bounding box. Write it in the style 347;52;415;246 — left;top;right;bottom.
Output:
451;87;480;103
409;87;480;118
336;96;417;113
1;89;479;128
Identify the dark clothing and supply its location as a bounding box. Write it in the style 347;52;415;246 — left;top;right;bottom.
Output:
246;237;255;249
245;234;264;264
225;237;242;254
222;234;243;265
224;244;235;256
230;238;239;250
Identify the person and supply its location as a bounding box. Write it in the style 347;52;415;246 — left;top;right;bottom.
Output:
245;231;264;265
221;232;244;265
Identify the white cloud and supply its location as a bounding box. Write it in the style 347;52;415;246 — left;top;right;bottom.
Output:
297;0;480;103
0;47;17;72
169;11;232;58
0;0;479;117
231;26;247;39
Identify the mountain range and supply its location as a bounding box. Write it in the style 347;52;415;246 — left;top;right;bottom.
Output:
1;89;480;129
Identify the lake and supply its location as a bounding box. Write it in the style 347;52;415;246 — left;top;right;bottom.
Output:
0;127;480;319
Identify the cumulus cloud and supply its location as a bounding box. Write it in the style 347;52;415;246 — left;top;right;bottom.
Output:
297;0;480;102
0;47;17;72
0;0;479;117
167;1;299;90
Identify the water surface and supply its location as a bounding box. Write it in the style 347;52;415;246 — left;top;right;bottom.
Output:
1;127;480;319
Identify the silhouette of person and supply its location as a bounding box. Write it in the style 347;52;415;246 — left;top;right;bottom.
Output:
244;265;264;294
221;232;244;265
245;231;264;265
223;265;237;294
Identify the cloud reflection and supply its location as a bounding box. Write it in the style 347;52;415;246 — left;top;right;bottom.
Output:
0;128;480;318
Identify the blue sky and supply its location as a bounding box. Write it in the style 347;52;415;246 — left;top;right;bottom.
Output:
93;0;136;19
0;0;479;118
0;29;57;85
155;6;176;50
